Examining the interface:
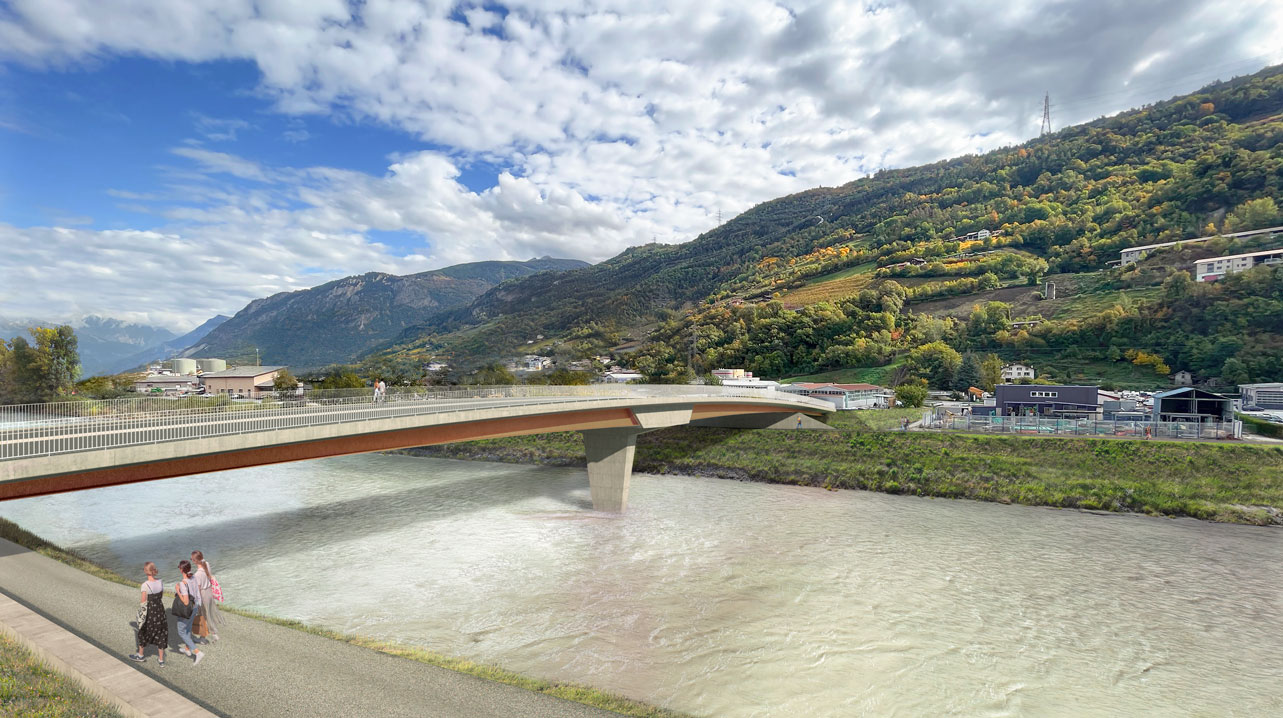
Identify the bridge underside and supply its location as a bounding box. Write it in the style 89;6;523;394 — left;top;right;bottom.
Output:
1;403;830;512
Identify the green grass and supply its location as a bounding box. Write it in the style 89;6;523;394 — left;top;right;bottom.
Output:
0;517;691;718
832;408;924;431
1051;286;1162;320
1034;357;1168;390
0;632;123;718
408;416;1283;525
802;261;876;285
781;360;904;387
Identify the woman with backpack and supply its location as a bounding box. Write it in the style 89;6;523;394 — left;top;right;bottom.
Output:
129;561;167;665
191;550;222;643
173;560;205;665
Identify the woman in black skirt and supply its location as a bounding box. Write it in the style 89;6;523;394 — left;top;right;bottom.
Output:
129;561;168;665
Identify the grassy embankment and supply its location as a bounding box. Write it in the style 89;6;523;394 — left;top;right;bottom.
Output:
0;632;122;718
780;360;906;388
0;520;690;718
408;410;1283;525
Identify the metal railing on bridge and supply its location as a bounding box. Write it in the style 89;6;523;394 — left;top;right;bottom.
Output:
0;385;830;461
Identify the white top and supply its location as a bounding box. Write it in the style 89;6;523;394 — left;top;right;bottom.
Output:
177;576;202;607
142;578;162;594
194;564;214;591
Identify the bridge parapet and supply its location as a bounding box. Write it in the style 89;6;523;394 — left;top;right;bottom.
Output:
0;385;830;463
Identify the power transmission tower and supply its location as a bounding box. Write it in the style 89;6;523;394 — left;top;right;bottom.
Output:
717;208;722;225
1040;92;1052;136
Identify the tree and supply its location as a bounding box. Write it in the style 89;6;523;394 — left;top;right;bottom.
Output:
908;341;962;389
1224;197;1279;232
1221;357;1250;387
895;381;928;408
979;354;1004;392
0;326;80;403
311;366;365;390
470;364;517;385
27;326;80;401
273;369;300;397
953;353;982;393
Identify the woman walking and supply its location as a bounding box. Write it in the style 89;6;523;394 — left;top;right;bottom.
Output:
174;560;205;665
129;561;167;665
191;550;222;643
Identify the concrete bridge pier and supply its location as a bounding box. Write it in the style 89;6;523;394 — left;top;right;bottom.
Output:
581;405;693;513
583;428;641;513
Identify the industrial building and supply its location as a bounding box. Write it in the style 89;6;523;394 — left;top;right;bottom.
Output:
1150;387;1233;423
1240;383;1283;411
133;374;201;395
200;366;288;398
993;384;1100;417
780;382;887;410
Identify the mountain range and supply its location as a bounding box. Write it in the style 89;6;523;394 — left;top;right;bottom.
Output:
179;257;589;368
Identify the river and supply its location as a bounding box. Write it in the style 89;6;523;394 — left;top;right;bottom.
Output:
2;455;1280;717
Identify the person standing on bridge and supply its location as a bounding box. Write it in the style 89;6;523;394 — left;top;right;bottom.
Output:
192;550;222;643
129;561;168;666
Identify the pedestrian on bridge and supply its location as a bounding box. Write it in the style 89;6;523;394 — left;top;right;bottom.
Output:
129;561;167;666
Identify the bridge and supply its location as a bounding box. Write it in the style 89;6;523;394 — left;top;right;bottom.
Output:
0;385;833;512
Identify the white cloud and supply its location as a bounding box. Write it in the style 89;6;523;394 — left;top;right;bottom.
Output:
2;0;1283;329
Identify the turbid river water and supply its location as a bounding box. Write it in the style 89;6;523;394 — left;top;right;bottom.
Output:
3;455;1280;717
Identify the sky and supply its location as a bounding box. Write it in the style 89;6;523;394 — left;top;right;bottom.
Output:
1;0;1282;331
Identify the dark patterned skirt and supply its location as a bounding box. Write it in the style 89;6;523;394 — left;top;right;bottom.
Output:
138;592;168;648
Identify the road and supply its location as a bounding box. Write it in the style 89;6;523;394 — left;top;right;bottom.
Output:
0;537;625;718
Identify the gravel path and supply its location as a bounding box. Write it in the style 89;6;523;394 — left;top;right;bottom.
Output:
0;537;624;718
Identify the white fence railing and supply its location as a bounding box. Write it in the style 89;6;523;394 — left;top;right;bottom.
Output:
925;413;1242;440
0;385;829;461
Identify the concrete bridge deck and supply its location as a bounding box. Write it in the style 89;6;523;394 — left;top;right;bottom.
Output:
0;385;832;511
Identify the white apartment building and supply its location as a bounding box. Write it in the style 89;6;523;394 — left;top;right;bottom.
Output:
1000;363;1036;381
1118;225;1283;266
1194;247;1283;282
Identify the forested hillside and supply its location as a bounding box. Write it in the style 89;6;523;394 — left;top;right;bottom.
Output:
188;257;587;368
389;64;1283;383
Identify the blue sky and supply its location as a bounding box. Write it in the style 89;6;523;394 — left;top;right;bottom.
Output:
1;0;1281;331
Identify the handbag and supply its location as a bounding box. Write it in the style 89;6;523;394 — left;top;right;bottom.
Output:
171;582;194;619
135;603;147;626
193;613;208;637
211;575;223;603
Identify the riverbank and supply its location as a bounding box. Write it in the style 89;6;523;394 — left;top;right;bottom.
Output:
404;410;1283;525
0;518;688;718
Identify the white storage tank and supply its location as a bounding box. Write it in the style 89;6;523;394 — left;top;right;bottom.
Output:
169;358;198;375
196;358;227;373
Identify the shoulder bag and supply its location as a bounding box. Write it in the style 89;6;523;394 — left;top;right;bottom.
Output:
171;580;194;619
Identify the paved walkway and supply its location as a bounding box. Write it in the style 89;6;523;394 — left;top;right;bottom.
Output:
0;538;624;718
0;591;212;717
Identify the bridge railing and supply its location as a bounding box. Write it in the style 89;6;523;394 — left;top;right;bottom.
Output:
0;385;830;461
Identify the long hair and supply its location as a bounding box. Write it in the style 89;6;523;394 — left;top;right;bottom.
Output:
192;550;211;578
178;559;193;578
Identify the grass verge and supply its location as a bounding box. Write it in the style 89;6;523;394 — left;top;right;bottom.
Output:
405;409;1283;526
0;518;691;718
0;631;123;718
